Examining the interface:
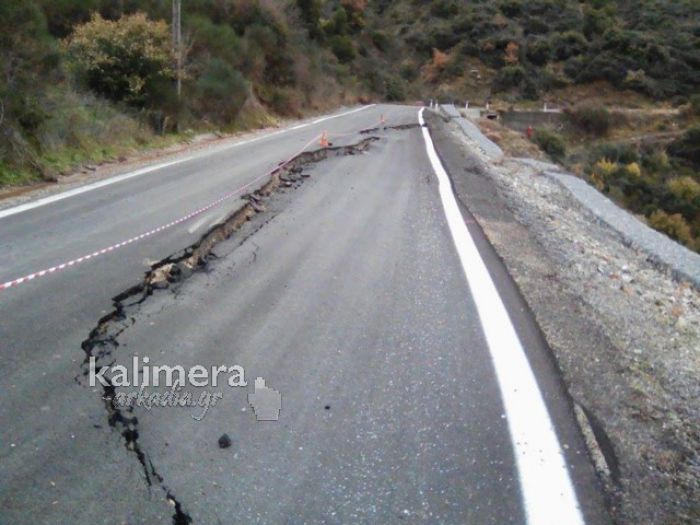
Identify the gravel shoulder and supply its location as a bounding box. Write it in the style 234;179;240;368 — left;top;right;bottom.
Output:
426;111;700;525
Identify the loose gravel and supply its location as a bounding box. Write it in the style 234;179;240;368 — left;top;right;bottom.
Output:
434;112;700;525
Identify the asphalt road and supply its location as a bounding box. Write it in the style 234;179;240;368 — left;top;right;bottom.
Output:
0;105;608;524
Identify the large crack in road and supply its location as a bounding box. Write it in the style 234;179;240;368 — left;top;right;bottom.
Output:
75;135;379;524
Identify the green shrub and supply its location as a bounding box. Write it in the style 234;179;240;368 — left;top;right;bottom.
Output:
400;63;418;81
647;209;694;248
296;0;323;39
689;94;700;116
594;142;638;164
62;13;173;109
195;59;249;124
265;87;302;117
500;0;523;18
431;0;459;19
533;129;566;160
583;8;613;40
549;31;587;60
385;78;405;102
325;7;350;36
188;15;243;69
667;176;700;202
493;65;526;91
525;38;551;66
371;31;390;52
641;150;670;173
668;126;700;169
566;104;612;135
329;34;356;63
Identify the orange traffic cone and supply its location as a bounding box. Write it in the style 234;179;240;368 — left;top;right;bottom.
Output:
320;131;330;148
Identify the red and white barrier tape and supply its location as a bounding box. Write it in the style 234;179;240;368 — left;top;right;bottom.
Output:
0;133;324;292
0;115;390;293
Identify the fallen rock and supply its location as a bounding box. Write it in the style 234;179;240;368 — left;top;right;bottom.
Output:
218;434;232;449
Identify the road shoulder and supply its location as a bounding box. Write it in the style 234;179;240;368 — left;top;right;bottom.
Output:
0;106;372;215
425;111;700;525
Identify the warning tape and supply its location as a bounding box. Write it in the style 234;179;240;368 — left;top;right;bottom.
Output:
0;116;387;293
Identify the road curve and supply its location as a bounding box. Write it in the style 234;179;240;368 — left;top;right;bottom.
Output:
0;105;609;524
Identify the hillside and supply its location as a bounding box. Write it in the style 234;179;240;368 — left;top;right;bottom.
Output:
359;0;700;103
1;0;699;186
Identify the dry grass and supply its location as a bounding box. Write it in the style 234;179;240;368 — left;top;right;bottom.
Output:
478;118;545;159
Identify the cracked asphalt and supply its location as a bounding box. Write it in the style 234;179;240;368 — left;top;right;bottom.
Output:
1;105;609;524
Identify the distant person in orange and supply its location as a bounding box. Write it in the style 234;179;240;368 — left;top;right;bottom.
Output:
526;125;534;139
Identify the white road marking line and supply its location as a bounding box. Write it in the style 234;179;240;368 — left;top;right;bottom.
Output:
418;107;585;525
0;133;323;292
0;105;375;221
312;104;375;124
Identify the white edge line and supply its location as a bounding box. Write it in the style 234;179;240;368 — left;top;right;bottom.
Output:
312;104;375;124
0;104;376;220
418;107;584;525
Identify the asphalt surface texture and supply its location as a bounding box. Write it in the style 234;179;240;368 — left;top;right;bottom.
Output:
0;104;609;524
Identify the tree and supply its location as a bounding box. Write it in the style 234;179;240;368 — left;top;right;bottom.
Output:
62;13;174;109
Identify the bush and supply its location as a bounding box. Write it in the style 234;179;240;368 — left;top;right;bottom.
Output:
62;13;173;109
500;0;523;18
431;0;459;18
566;104;612;135
0;1;58;177
594;142;639;164
188;16;243;69
647;209;694;248
625;162;642;178
195;59;249;124
371;31;390;52
549;31;588;60
525;38;551;66
493;65;527;91
689;94;700;116
668;126;700;169
265;87;302;117
325;7;350;36
533;129;566;160
329;34;356;63
296;0;323;39
400;63;418;81
592;158;618;179
385;78;405;101
583;8;613;40
642;150;670;172
667;176;700;202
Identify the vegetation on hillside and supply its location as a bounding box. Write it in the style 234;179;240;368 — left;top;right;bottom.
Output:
1;0;699;188
519;103;700;251
380;0;700;103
